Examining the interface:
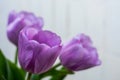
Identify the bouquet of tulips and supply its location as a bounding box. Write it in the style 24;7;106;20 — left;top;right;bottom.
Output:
0;11;101;80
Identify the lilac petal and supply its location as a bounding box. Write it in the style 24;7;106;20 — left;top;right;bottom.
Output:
19;30;40;72
60;44;85;68
24;27;39;40
18;30;32;69
7;15;24;45
36;17;44;28
22;13;36;26
19;11;44;28
18;39;40;72
34;45;61;74
60;44;100;71
65;34;92;48
8;10;17;24
86;47;101;66
70;48;100;71
33;30;61;47
76;33;92;43
77;34;92;48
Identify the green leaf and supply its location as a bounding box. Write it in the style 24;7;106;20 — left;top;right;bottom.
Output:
50;67;74;80
0;49;26;80
7;60;26;80
0;49;7;80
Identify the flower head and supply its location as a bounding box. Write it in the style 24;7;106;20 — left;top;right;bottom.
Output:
7;11;44;46
60;34;101;71
18;27;61;74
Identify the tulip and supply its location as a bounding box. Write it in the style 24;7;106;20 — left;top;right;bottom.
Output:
7;11;44;46
60;34;101;71
18;27;61;74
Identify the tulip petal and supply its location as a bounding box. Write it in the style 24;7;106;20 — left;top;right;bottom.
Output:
19;11;44;28
8;10;17;24
60;34;101;71
34;45;61;73
33;30;61;47
7;15;24;45
60;44;86;70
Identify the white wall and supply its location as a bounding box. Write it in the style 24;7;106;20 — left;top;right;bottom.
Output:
0;0;120;80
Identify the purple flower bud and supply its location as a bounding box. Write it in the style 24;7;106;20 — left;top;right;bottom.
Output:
60;34;101;71
18;27;61;74
7;11;44;46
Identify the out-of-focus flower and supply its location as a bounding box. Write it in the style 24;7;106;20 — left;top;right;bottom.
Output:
18;27;61;74
59;34;101;71
7;11;44;46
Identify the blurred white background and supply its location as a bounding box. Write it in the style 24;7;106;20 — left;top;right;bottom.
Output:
0;0;120;80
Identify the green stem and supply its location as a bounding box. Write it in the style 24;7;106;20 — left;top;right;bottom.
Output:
14;48;18;65
26;73;32;80
52;63;61;69
57;75;67;80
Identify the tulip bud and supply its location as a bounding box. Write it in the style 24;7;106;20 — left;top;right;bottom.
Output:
60;34;101;71
18;27;61;74
7;11;43;46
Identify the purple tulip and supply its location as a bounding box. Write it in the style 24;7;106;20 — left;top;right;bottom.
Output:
60;34;101;71
18;27;61;74
7;11;44;46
